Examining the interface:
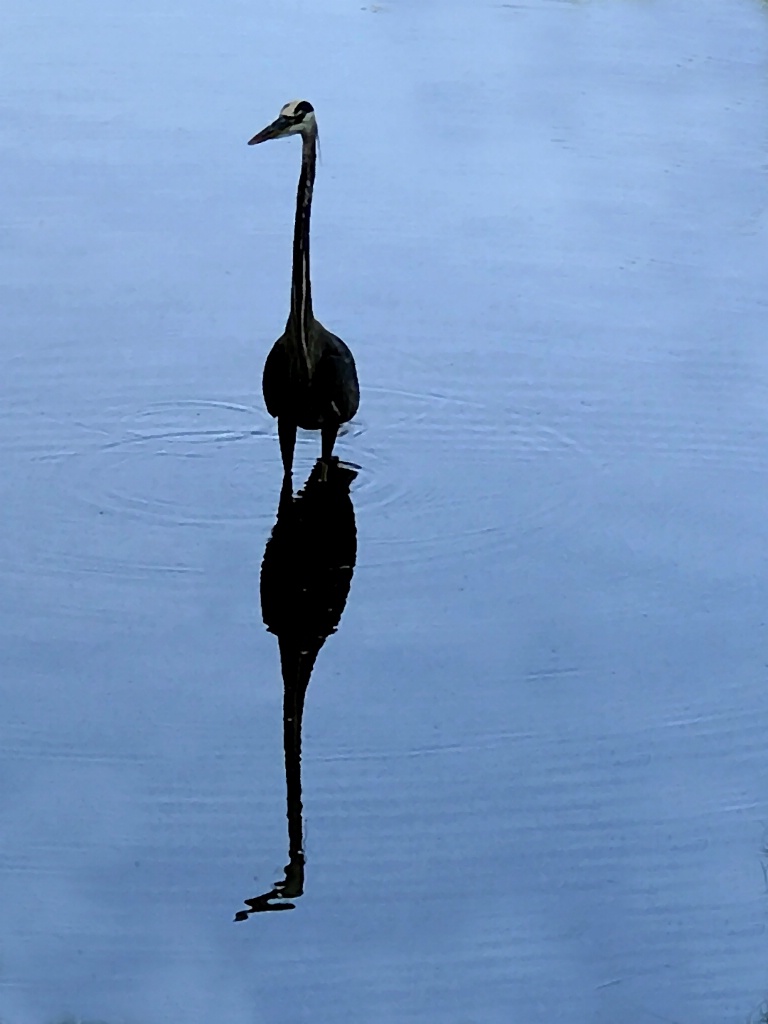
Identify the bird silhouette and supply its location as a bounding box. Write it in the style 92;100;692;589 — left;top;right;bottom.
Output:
248;100;359;481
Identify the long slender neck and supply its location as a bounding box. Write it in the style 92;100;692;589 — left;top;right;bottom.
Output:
289;132;317;368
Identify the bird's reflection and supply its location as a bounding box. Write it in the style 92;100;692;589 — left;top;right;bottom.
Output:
235;459;357;919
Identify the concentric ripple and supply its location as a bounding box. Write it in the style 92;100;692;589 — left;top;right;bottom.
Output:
0;394;282;604
66;398;276;528
0;355;601;599
347;354;599;570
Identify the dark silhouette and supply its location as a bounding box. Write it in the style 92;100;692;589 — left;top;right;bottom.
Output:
248;100;360;480
235;460;357;919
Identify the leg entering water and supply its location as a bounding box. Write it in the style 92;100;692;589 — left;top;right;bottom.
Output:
278;418;297;480
320;422;339;482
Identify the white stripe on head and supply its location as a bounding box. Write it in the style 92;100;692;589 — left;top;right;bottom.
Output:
278;99;317;136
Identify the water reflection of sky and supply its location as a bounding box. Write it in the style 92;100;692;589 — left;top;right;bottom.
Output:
1;1;768;1022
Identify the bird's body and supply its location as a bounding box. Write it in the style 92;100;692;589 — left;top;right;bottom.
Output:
249;100;359;478
263;320;358;430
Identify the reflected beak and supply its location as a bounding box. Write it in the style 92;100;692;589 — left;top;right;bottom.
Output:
248;116;289;145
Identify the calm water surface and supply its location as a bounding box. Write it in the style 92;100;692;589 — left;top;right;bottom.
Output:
2;0;768;1021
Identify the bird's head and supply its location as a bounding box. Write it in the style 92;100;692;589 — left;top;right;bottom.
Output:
248;100;317;145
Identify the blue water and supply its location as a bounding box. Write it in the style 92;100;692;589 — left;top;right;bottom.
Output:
1;1;768;1021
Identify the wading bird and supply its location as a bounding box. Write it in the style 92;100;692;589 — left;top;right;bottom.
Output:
248;100;360;480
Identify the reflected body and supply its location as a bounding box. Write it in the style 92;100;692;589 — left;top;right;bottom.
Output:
249;100;359;479
236;461;357;918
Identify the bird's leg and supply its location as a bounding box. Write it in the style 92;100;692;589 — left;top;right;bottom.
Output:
278;418;297;480
320;422;339;482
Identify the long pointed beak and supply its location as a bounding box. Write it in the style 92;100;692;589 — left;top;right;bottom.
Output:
248;116;287;145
